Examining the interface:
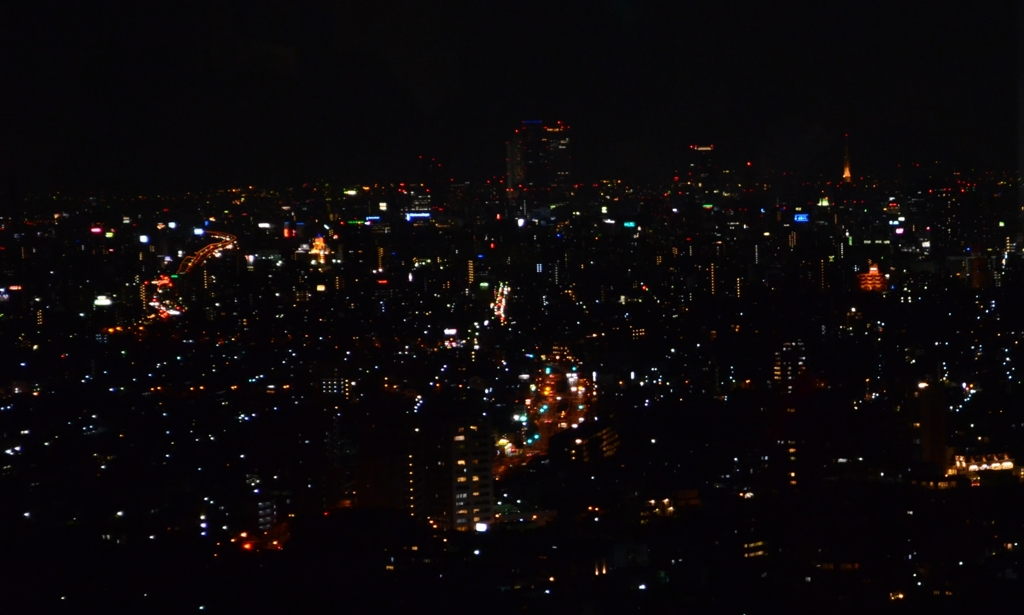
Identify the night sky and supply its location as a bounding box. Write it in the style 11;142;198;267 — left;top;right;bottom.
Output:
0;1;1017;191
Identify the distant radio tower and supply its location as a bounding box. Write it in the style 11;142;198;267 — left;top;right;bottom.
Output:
842;134;852;183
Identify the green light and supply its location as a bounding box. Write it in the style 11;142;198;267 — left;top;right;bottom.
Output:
623;221;636;228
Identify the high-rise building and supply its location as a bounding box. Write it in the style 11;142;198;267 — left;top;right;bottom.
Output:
405;409;495;532
671;145;718;218
688;145;716;190
507;121;542;190
912;382;949;475
546;123;571;190
451;423;494;531
773;341;806;395
506;121;571;214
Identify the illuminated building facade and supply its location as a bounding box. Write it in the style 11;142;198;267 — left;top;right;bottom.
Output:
309;236;329;265
948;454;1015;475
773;341;806;395
858;263;885;291
451;424;494;531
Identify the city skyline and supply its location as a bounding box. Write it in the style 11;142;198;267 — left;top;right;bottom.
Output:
5;3;1024;612
0;2;1018;193
4;156;1022;611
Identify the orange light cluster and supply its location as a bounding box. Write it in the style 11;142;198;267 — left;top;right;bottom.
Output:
858;264;884;292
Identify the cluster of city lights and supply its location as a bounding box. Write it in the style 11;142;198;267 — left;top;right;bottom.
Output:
145;274;185;321
492;282;510;325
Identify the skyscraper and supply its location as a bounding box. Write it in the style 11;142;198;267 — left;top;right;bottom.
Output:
688;145;716;190
671;145;718;218
506;121;571;214
546;123;571;190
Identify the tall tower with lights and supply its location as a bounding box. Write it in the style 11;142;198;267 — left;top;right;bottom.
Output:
842;135;852;184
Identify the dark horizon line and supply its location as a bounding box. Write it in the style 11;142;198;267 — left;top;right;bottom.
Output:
5;160;1018;201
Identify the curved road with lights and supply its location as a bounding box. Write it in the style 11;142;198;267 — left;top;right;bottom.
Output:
176;231;237;275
